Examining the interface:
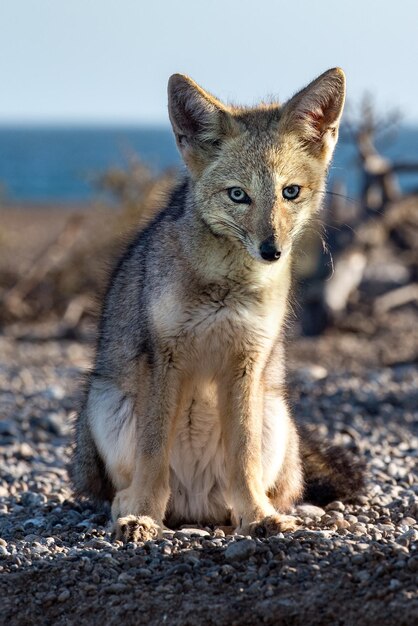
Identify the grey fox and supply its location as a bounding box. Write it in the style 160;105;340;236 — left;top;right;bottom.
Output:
72;68;364;541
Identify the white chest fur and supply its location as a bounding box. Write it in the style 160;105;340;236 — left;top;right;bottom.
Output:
151;262;291;369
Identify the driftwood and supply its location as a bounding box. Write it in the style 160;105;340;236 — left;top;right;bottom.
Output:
301;99;418;334
344;97;418;214
374;284;418;314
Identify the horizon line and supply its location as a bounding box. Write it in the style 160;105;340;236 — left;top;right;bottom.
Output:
1;120;418;130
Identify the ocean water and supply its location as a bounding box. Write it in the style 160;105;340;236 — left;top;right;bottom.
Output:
0;125;417;203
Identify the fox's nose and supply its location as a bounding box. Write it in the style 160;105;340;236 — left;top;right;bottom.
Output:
259;236;281;262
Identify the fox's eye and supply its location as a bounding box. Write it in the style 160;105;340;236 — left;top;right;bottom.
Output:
282;185;301;200
227;187;251;204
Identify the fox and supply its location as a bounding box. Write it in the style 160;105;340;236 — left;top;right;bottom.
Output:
71;68;364;542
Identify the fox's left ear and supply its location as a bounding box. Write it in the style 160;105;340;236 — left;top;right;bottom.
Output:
281;68;346;160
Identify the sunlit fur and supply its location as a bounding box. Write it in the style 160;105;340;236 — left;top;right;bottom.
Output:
72;69;346;541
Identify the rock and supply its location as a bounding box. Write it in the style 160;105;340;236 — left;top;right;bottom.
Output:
325;501;345;513
87;539;114;550
396;529;418;546
357;571;371;583
160;542;172;555
296;504;326;518
176;527;210;538
389;579;401;591
0;421;18;438
401;517;416;526
350;523;368;535
21;492;46;507
58;589;70;602
43;413;66;436
0;486;8;498
168;563;192;575
328;511;344;521
118;572;135;584
44;385;65;400
104;583;127;594
23;518;45;529
407;556;418;572
30;544;49;556
297;365;328;382
18;443;34;459
335;519;350;530
135;568;152;578
224;539;256;562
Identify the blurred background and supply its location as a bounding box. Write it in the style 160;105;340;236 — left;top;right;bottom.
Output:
0;0;417;353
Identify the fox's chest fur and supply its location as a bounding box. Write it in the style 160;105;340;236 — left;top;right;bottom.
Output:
148;267;291;524
150;261;291;373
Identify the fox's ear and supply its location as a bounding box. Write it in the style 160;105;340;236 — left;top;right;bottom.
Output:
281;68;346;160
168;74;236;174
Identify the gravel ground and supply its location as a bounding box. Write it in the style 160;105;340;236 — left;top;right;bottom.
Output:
0;313;417;626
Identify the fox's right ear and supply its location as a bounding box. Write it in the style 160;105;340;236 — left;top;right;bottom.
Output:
168;74;236;175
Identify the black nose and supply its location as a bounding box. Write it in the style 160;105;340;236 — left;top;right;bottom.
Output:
259;236;281;262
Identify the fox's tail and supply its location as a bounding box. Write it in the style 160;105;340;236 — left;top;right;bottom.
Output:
299;425;366;506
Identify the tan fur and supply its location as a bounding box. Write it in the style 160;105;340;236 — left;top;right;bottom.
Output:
72;68;346;540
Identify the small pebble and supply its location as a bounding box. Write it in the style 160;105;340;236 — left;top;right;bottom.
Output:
58;589;70;602
224;540;256;562
325;501;345;513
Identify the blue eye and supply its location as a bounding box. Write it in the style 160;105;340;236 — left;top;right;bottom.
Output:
282;185;301;200
227;187;251;204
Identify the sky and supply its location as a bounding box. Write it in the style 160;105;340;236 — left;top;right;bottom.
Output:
1;0;418;125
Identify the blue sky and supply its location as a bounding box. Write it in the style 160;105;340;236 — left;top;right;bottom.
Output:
1;0;417;124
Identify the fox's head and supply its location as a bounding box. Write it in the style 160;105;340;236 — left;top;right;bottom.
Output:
168;69;345;264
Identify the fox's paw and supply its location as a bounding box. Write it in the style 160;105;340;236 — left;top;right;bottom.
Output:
113;515;162;543
248;514;300;538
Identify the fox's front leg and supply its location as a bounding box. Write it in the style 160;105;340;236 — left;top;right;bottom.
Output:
221;356;298;537
112;359;180;542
